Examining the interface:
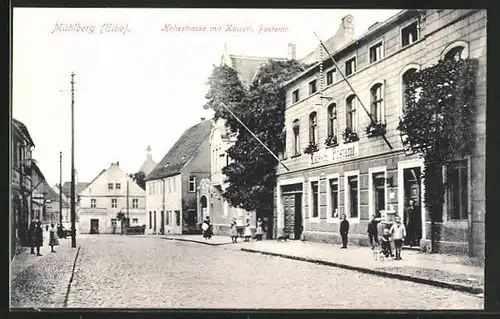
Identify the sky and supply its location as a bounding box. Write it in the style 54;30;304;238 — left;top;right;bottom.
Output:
12;8;401;187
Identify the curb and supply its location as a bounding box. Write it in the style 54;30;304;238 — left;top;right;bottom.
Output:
63;245;82;308
161;237;232;246
241;248;483;295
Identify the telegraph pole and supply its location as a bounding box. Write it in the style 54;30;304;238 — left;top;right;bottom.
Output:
59;151;63;227
70;72;76;248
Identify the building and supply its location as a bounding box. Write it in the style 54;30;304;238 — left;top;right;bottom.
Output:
139;145;157;176
11;118;35;255
48;184;70;225
61;180;88;222
275;9;485;257
145;119;212;235
78;162;147;234
30;162;59;224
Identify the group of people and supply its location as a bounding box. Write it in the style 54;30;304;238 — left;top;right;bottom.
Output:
27;221;61;256
201;216;266;243
367;214;406;260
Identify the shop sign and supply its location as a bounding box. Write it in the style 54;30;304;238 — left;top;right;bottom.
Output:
310;141;359;166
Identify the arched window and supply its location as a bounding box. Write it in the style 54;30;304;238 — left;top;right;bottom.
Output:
346;95;357;132
370;83;384;124
327;103;338;137
402;68;418;113
292;119;300;155
309;112;318;144
444;46;465;61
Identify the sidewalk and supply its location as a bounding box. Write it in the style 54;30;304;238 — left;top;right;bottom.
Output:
159;235;484;295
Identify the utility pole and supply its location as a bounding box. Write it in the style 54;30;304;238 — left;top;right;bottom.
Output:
126;180;130;228
70;72;76;248
59;151;63;227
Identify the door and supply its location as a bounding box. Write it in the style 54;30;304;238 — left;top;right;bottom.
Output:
283;194;295;238
160;211;165;234
403;167;422;246
294;193;303;240
90;219;99;234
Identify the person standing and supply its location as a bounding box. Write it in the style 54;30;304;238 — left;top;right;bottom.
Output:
339;214;349;249
367;214;382;249
243;219;252;242
229;218;238;243
202;216;211;239
34;221;44;256
389;216;406;260
28;221;36;254
255;218;265;241
49;223;59;253
405;199;421;247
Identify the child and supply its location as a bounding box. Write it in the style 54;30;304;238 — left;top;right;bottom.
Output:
243;219;252;242
389;216;406;260
381;227;393;257
229;219;238;243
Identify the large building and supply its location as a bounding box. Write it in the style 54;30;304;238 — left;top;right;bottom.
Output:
145;119;212;235
78;162;147;234
275;9;485;257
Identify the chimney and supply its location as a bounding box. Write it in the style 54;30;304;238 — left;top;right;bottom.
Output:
322;14;356;56
341;14;355;43
201;117;206;121
288;43;297;60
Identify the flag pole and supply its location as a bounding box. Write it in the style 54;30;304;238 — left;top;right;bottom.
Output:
313;32;393;150
219;103;290;172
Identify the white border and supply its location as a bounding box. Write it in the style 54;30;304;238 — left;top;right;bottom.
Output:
440;40;470;61
308;176;320;223
276;177;306;230
397;158;426;240
326;173;340;223
344;170;360;223
368;166;388;218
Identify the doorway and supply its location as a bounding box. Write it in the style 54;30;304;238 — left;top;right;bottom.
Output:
403;167;422;247
283;191;303;240
90;219;99;234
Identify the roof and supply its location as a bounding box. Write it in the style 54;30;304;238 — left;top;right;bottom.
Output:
31;162;46;183
12;118;35;146
139;157;157;175
43;181;60;202
62;181;89;199
145;120;213;181
283;9;412;88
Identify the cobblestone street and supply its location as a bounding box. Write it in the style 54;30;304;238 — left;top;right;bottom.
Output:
61;235;483;309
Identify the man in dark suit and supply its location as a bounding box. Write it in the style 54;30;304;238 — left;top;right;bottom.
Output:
340;214;350;249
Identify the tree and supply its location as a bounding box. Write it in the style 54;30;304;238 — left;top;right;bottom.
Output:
129;171;146;190
398;57;477;253
205;60;305;221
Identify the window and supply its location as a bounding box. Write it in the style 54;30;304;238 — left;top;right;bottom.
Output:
446;159;468;220
175;210;181;226
132;218;138;224
402;21;419;47
90;198;96;208
309;112;318;144
326;69;336;85
345;57;356;76
369;42;383;63
111;218;117;227
189;176;196;192
402;68;418;113
115;183;121;190
153;211;157;230
292;89;300;103
111;198;117;208
132;198;138;208
371;171;386;218
310;181;319;218
346;95;357;131
347;175;359;219
292;119;300;155
327;103;338;137
149;211;152;229
444;46;465;61
108;183;113;190
329;178;339;219
166;210;170;225
309;79;317;95
226;153;230;166
370;83;384;124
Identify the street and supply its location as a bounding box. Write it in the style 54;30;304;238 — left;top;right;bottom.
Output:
55;235;482;309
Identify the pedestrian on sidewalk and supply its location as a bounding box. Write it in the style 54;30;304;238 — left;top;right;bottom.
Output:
380;227;393;257
28;221;36;254
34;221;44;256
339;214;349;249
243;219;252;242
202;216;212;239
367;214;382;249
389;216;406;260
255;218;265;241
229;219;238;243
49;223;59;253
405;199;422;247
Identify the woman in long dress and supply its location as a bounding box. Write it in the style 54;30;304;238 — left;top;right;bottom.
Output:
202;216;212;239
243;219;252;242
255;218;265;241
49;223;59;253
229;218;238;243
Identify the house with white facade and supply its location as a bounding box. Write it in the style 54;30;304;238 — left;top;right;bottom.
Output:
145;118;212;235
78;162;147;234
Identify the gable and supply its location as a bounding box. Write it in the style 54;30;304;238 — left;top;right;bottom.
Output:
80;164;146;197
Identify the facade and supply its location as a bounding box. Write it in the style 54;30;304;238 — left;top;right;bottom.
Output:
145;119;212;235
48;184;71;225
31;163;59;225
11;118;35;255
276;9;486;257
139;145;157;176
62;180;89;223
197;119;253;236
78;162;147;234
